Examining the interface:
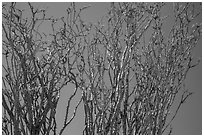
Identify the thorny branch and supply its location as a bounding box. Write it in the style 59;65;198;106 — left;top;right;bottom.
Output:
2;2;201;135
2;2;91;135
80;2;201;135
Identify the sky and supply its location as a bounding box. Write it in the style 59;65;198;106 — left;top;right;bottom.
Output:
2;2;202;135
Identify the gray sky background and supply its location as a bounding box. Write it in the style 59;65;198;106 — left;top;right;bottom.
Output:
4;2;202;135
